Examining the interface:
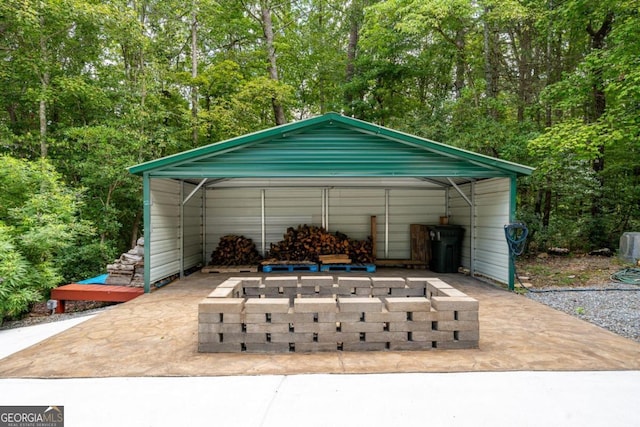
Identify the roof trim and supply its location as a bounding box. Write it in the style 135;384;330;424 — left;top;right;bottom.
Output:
128;112;534;177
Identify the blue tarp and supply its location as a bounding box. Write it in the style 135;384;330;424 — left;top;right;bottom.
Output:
76;274;108;284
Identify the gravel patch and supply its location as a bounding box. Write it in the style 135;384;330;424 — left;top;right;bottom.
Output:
525;283;640;343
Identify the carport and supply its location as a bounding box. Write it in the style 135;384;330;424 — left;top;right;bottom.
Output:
128;113;533;292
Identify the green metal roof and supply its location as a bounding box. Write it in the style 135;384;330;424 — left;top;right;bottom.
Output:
128;113;533;179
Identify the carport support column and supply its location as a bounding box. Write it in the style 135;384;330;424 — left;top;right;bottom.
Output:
508;175;517;291
143;172;151;293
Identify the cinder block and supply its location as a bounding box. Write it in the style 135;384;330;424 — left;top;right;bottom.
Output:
435;340;478;349
270;333;314;343
238;277;262;286
384;297;431;312
295;342;338;352
245;313;270;323
371;277;406;288
198;313;222;323
389;321;431;332
199;298;244;313
341;322;384;333
207;286;236;299
365;332;407;342
434;320;478;331
439;288;467;297
431;296;478;311
342;342;387;351
271;312;314;323
317;332;360;343
294;298;337;313
243;286;264;296
220;313;244;323
336;286;354;296
390;287;425;297
411;311;438;322
300;276;333;287
198;323;242;333
198;332;221;343
338;297;383;313
262;287;282;297
365;310;407;323
457;330;480;341
264;276;298;288
297;286;317;296
245;342;290;353
198;342;242;353
316;312;361;323
355;287;373;296
406;278;428;288
425;278;453;289
389;341;432;351
246;323;289;333
338;277;371;287
412;330;454;342
318;286;337;296
371;288;391;296
456;310;479;321
218;279;242;289
293;322;338;333
244;298;290;313
222;333;257;343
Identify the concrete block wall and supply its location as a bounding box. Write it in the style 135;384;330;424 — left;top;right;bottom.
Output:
198;276;479;353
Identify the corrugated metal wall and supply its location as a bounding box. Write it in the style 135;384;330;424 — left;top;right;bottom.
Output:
204;186;445;260
149;179;181;283
473;178;511;283
182;182;203;270
451;178;511;284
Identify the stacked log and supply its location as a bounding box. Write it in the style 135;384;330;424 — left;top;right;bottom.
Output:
268;224;374;264
210;235;263;266
106;237;144;287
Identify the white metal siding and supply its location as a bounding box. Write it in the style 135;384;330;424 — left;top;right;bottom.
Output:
150;179;181;283
470;178;511;284
183;182;203;270
388;189;446;259
205;188;263;258
265;188;322;252
449;187;472;269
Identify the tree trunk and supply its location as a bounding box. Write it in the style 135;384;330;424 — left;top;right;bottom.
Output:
344;1;361;114
453;29;466;100
260;3;286;126
39;19;49;159
586;12;613;219
191;6;199;145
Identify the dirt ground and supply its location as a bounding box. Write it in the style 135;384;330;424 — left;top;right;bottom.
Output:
515;253;630;288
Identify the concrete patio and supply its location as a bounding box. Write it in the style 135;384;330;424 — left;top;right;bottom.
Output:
1;270;639;378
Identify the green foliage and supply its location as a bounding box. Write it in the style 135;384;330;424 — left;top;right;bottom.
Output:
0;156;94;320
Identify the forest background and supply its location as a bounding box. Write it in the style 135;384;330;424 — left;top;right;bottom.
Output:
1;0;639;318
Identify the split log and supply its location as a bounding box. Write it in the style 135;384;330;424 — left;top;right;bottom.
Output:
210;235;263;266
268;224;374;264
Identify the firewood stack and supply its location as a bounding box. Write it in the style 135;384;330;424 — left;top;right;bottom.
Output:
210;235;263;266
106;237;144;287
267;224;374;264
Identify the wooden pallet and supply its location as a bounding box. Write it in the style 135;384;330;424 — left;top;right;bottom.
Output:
201;265;258;273
319;263;376;273
262;263;319;273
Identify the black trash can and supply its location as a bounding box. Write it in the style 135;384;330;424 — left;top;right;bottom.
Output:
429;225;465;273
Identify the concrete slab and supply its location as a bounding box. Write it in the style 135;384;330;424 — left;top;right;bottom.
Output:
0;372;639;427
1;271;639;378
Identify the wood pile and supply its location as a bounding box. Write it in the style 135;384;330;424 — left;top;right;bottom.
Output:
268;224;374;264
106;237;144;287
210;235;263;266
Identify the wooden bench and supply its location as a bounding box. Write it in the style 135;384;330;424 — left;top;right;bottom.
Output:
50;284;144;313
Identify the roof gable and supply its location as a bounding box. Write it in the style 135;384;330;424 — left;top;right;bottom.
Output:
128;113;533;178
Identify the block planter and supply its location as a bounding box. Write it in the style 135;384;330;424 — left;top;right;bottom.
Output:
198;276;479;353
